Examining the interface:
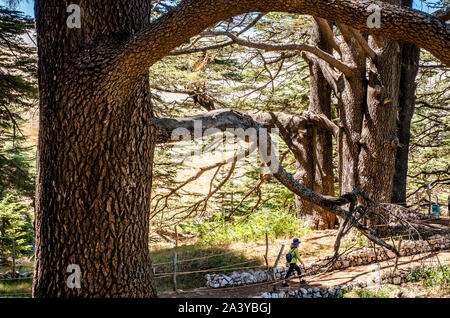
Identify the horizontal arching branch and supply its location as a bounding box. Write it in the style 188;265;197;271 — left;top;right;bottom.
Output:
108;0;450;82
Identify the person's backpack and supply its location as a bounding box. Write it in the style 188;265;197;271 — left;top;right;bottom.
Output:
285;252;292;263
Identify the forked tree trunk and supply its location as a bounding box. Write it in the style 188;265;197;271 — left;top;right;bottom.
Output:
33;0;157;298
391;41;419;205
334;6;402;228
31;0;447;297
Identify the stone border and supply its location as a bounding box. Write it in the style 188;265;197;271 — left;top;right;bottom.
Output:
253;266;426;298
205;235;450;289
0;272;33;279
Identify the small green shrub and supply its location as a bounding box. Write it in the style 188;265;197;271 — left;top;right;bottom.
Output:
341;286;393;298
0;279;32;298
407;266;450;288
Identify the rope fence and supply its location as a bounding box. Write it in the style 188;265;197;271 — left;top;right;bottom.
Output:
151;243;266;266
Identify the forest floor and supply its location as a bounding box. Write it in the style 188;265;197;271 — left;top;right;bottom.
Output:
155;217;450;298
1;219;448;297
159;250;450;298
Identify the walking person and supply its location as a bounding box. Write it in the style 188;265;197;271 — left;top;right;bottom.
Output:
282;238;306;287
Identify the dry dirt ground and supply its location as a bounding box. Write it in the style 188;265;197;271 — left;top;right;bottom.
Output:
160;251;449;298
159;224;450;299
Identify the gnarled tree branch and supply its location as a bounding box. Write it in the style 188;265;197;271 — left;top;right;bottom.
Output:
155;109;401;255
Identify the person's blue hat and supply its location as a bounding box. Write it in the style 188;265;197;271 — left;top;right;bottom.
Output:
292;238;301;245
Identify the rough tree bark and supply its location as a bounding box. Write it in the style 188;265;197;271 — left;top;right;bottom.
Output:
33;0;157;298
33;0;449;297
357;0;403;227
391;0;420;205
295;19;336;229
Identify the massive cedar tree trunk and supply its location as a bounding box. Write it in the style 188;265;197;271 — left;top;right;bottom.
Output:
33;0;157;297
295;20;336;229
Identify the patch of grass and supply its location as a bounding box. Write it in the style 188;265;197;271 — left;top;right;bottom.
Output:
407;266;450;289
150;244;265;292
341;285;394;298
181;209;311;245
0;279;32;298
0;262;34;274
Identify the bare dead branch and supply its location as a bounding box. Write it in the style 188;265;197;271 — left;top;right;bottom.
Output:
349;27;377;61
204;30;356;77
314;17;342;56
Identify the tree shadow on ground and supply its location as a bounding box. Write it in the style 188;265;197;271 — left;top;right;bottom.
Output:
150;244;265;292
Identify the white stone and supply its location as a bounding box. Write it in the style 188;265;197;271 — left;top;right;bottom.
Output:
223;275;231;282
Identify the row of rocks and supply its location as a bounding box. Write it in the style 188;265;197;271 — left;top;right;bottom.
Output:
255;285;348;299
309;235;450;272
205;267;289;288
0;271;33;279
406;212;441;220
205;235;449;289
253;267;417;298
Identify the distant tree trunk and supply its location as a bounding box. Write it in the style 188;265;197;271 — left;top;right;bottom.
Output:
332;10;402;228
293;128;315;220
357;0;403;227
33;0;157;298
359;39;402;227
337;28;367;196
295;20;336;229
391;0;420;206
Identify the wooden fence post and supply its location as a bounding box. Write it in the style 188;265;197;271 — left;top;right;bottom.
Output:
270;244;284;281
175;225;179;248
264;233;269;269
427;184;431;215
11;239;16;274
173;252;178;292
